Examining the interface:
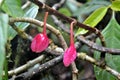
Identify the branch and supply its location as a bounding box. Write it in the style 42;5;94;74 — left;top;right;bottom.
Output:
77;53;120;79
9;55;63;80
7;55;45;76
51;0;70;33
9;23;32;40
52;0;65;10
22;1;31;9
77;36;120;55
9;49;120;80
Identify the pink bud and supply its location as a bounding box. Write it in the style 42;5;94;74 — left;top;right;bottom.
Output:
31;12;49;53
63;21;77;67
31;33;49;53
63;44;77;67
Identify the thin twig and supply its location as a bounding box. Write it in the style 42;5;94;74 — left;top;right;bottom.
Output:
51;15;70;33
7;55;45;76
9;23;32;40
22;1;31;9
77;36;120;54
52;0;65;10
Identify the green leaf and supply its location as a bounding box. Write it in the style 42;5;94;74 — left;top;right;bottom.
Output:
59;8;71;17
16;4;39;29
0;13;8;80
75;6;108;36
8;4;39;40
94;13;120;80
66;0;78;12
1;0;24;17
110;1;120;11
73;0;110;22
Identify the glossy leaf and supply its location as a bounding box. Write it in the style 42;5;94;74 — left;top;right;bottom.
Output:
94;14;120;80
75;7;108;36
110;1;120;11
1;0;24;17
8;4;39;40
73;0;110;22
0;13;8;80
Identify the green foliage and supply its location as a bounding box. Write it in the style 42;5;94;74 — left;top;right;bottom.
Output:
8;4;39;40
0;13;8;80
75;7;108;36
94;12;120;80
73;0;110;22
1;0;24;17
59;8;72;17
16;4;39;29
66;0;78;13
110;0;120;11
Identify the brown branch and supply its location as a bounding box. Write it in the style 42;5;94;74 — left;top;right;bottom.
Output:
77;36;120;54
9;55;63;80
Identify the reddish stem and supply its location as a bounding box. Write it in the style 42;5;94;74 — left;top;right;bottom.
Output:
70;21;75;46
43;12;49;34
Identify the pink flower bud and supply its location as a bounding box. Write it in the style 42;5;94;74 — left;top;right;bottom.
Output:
63;44;77;67
31;12;49;53
63;21;77;67
31;33;49;53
